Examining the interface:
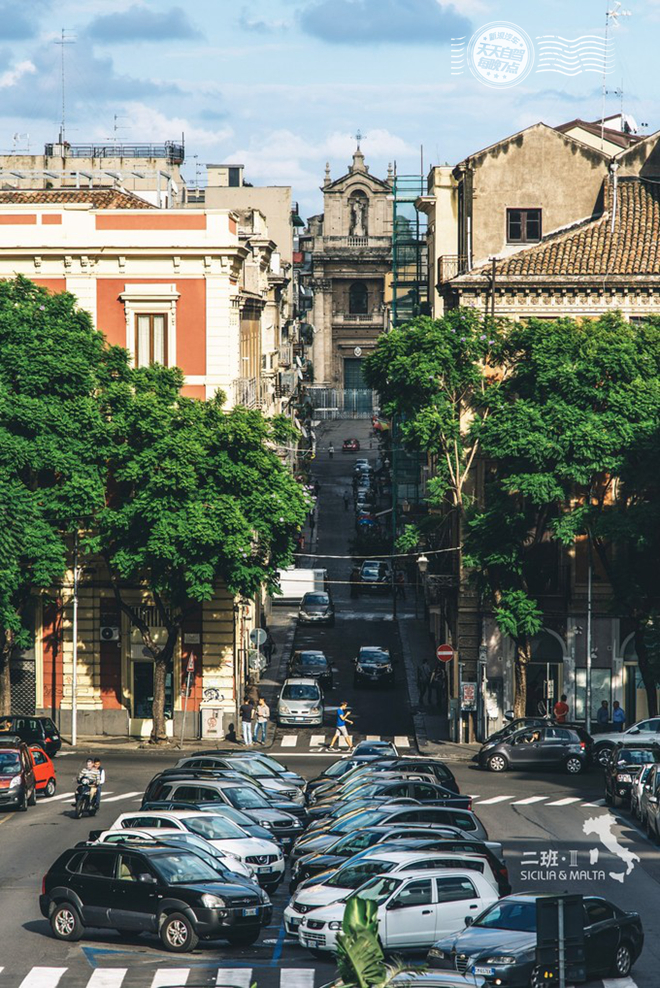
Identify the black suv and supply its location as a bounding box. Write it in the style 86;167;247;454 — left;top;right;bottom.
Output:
288;650;333;689
0;737;37;811
353;647;394;688
0;716;61;756
40;842;272;952
604;743;660;808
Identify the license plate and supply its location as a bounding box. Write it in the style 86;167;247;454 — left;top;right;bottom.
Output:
257;865;274;873
473;967;495;976
294;717;305;722
242;907;259;917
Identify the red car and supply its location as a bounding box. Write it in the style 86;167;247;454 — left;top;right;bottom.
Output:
30;746;57;798
342;438;360;452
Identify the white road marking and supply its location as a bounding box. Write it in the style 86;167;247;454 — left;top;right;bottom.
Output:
394;736;410;747
310;735;326;747
47;791;76;802
474;795;512;805
216;969;253;987
280;735;298;747
366;735;380;741
603;979;638;988
582;799;606;807
279;970;315;988
101;791;142;803
545;797;583;806
86;970;127;988
151;970;190;988
18;969;67;988
511;796;549;805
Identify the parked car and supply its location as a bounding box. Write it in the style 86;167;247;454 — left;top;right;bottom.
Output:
139;800;279;843
604;743;660;808
297;867;499;954
478;726;588;774
277;678;324;728
173;755;303;800
359;560;391;593
144;766;303;805
40;842;272;951
288;650;333;689
110;810;285;890
0;737;37;811
354;647;395;688
29;745;57;798
631;763;655;820
428;894;644;984
642;763;660;841
298;591;335;626
308;779;470;821
594;717;660;765
0;715;61;756
353;458;370;472
192;748;305;787
311;757;458;804
342;438;360;452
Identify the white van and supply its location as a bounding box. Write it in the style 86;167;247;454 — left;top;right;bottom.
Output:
273;568;327;604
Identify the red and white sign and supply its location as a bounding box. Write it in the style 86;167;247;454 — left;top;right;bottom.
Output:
436;644;454;663
187;655;195;674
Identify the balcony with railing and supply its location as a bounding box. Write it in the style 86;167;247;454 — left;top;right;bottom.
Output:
333;310;385;326
233;377;263;408
322;236;391;251
437;255;468;284
278;343;293;367
44;141;185;163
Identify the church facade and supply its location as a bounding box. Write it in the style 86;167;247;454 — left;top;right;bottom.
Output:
308;147;392;389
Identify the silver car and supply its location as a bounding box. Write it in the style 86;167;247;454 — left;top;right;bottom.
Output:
277;678;324;727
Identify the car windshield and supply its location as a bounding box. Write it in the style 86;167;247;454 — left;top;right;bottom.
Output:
152;850;222;884
342;782;381;798
226;758;276;778
0;752;21;775
184;816;245;841
303;594;329;606
324;761;353;779
328;861;395;888
332;831;381;854
359;650;389;664
361;565;381;578
299;653;327;667
334;809;386;832
354;875;402;905
282;684;320;701
617;750;657;765
475;900;537;932
224;787;269;810
355;744;393;757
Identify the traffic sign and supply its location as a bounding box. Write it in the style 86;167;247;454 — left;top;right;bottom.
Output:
250;628;267;647
436;643;454;663
187;655;195;674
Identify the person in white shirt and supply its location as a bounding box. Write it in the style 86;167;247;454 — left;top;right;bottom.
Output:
254;696;270;745
92;758;106;809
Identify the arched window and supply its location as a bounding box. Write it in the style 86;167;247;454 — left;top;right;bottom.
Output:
349;281;368;314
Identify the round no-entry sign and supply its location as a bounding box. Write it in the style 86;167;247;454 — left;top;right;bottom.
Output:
436;643;453;663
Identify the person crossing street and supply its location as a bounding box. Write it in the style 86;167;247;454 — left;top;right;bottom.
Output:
328;701;354;751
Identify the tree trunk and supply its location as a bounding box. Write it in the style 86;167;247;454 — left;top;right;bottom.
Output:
0;630;13;716
513;638;531;718
634;622;658;718
150;630;179;744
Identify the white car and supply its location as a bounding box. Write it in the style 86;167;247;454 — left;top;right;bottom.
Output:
298;867;499;954
110;811;284;887
593;717;660;764
277;678;324;727
284;849;499;937
90;828;255;879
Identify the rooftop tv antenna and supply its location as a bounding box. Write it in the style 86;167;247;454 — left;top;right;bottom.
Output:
600;3;630;148
54;29;76;144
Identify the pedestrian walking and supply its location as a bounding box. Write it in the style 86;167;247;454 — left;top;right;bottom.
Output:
553;693;569;724
263;630;275;665
343;490;350;511
395;570;406;600
328;701;354;751
92;758;106;810
240;696;254;745
328;443;334;458
429;665;444;707
417;658;432;705
254;696;270;745
612;700;626;732
596;699;610;733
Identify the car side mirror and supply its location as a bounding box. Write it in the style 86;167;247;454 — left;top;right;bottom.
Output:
138;873;157;883
504;710;515;721
629;728;640;735
464;916;474;927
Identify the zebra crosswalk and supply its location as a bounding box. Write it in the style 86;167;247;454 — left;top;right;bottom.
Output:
270;733;412;752
470;794;606;809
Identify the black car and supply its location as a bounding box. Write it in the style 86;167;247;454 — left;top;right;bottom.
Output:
308;779;470;821
358;560;391;593
40;842;272;951
309;757;459;803
428;894;643;985
298;591;335;626
288;650;334;689
604;743;660;808
478;726;588;774
485;717;549;744
354;647;394;688
0;715;61;756
0;737;37;811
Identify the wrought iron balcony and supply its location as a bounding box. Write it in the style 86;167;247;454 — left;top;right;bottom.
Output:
437;255;468;284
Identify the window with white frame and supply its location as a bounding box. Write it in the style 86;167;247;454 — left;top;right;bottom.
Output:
135;313;168;367
119;284;179;369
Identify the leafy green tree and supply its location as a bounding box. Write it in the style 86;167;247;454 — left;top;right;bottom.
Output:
92;363;310;742
0;278;106;714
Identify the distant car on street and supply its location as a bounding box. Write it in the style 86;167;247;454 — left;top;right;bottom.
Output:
359;559;391;593
594;717;660;765
478;725;588;774
342;438;360;452
354;646;395;688
631;763;655;821
603;743;660;808
288;650;334;689
0;737;38;811
0;715;61;756
277;678;324;728
298;591;335;626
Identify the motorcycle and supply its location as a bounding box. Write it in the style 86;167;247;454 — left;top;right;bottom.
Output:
74;781;98;818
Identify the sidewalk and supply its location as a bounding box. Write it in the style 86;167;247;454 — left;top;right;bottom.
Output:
398;613;480;763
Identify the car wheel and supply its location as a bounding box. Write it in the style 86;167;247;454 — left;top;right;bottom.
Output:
597;745;614;766
565;757;584;775
51;902;84;942
226;929;260;947
159;912;199;953
28;786;37;806
610;941;633;978
487;754;508;773
45;778;56;798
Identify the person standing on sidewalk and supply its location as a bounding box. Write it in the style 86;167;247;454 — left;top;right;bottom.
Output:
612;700;626;732
240;696;254;745
254;696;270;745
553;694;569;724
417;658;432;705
328;702;354;751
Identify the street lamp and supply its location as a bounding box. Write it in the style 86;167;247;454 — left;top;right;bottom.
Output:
417;553;429;574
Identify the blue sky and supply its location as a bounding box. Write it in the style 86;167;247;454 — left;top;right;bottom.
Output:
2;0;656;214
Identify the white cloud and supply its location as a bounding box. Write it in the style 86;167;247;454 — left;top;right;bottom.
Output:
95;102;233;147
0;60;36;88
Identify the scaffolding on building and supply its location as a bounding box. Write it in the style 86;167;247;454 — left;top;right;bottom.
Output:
390;173;429;328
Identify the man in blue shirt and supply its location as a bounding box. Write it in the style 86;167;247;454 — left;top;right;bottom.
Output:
328;701;354;751
612;700;626;732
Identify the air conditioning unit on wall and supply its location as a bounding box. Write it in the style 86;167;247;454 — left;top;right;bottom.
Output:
100;626;120;641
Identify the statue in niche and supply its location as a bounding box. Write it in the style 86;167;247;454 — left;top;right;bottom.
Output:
350;196;368;237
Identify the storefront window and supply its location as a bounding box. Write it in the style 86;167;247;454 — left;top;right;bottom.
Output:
133;662;173;720
574;668;611;721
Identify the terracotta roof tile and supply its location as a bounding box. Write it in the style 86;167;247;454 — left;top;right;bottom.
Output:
0;188;155;209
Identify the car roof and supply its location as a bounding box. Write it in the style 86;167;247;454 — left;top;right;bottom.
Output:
168;779;247;791
296;650;326;657
360;849;487;863
282;677;321;686
371;866;489;880
117;810;217;821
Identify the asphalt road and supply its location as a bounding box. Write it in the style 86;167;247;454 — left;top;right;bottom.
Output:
1;419;659;988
